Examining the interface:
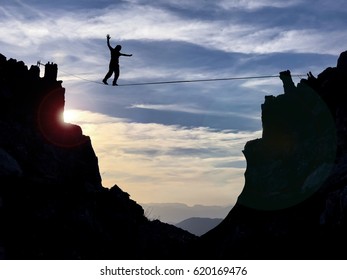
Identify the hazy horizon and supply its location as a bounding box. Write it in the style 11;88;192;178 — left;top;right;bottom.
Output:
140;202;233;224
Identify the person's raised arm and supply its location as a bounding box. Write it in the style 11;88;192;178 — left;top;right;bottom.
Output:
106;34;112;50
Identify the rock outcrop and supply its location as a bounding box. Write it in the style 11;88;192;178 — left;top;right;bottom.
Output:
199;51;347;259
0;54;195;259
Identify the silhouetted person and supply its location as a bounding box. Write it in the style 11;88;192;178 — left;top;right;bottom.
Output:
103;34;132;86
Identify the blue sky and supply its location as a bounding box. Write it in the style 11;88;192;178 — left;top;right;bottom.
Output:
1;0;346;207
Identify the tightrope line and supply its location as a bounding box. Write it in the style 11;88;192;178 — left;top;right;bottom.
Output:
118;75;281;86
58;69;306;87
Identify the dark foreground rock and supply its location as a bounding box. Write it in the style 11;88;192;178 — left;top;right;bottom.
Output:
198;51;347;259
0;55;195;259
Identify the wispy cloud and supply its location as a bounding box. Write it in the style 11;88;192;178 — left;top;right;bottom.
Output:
217;0;302;11
129;103;260;120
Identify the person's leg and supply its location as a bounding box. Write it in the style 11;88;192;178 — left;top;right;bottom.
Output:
103;68;113;84
112;65;120;86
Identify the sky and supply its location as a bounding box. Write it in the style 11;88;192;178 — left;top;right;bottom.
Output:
1;0;346;208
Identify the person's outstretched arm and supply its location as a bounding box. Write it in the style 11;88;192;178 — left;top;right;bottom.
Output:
120;53;133;57
106;34;112;51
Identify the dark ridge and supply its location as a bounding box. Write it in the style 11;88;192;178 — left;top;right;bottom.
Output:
175;217;223;236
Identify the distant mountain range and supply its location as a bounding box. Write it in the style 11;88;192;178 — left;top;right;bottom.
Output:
175;217;223;236
140;203;233;224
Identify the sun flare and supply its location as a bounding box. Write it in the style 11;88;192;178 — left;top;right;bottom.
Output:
63;109;78;123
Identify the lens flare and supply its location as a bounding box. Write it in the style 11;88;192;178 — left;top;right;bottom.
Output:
63;109;78;123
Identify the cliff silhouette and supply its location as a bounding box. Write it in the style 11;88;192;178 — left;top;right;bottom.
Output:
1;50;347;260
0;54;195;259
199;50;347;259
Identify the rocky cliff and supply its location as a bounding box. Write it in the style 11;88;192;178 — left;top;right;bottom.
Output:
0;54;195;259
199;51;347;259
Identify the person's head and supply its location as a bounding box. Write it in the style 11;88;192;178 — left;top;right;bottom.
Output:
115;45;122;51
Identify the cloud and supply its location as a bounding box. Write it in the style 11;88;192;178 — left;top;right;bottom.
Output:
124;0;301;13
129;103;260;120
1;1;346;60
67;109;261;205
217;0;302;11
